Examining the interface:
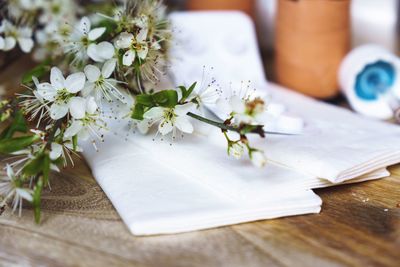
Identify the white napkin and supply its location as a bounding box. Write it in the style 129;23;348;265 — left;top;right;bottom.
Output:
169;11;398;185
82;118;321;236
257;83;400;183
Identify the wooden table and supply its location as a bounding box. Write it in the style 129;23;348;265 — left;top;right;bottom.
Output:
0;58;399;267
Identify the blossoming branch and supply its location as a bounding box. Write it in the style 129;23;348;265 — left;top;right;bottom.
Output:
0;0;268;222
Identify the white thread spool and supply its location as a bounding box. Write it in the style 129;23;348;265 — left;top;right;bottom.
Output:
339;45;400;119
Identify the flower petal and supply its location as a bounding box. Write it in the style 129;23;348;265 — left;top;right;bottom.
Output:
69;96;86;119
88;42;114;62
78;129;91;141
50;143;63;160
138;120;150;134
64;120;83;138
81;83;95;97
114;32;133;49
175;117;193;134
159;120;173;135
174;103;194;116
137;28;148;43
102;58;116;78
16;188;33;202
79;17;91;35
122;50;135;66
84;65;101;83
50;102;69;120
137;44;148;60
6;164;14;178
85;96;98;114
143;107;165;120
37;82;57;101
18;27;32;38
50;67;65;90
230;95;245;114
4;37;16;50
17;37;33;53
65;72;86;93
88;27;105;41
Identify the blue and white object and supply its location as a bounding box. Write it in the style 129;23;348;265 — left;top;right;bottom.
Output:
339;45;400;119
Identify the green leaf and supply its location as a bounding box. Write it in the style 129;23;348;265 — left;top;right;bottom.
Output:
179;82;197;103
185;82;197;99
131;103;145;120
0;110;28;140
179;86;187;98
152;90;178;108
21;59;51;85
0;135;40;154
136;94;154;107
22;152;46;177
32;177;43;224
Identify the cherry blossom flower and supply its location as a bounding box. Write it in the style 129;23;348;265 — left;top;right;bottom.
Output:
0;20;34;53
143;103;194;137
228;142;244;159
64;17;114;64
35;67;86;120
0;165;33;216
114;29;149;66
64;97;104;142
82;59;125;103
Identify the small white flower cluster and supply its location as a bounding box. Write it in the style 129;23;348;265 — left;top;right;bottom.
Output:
33;65;112;142
140;83;221;138
221;96;268;168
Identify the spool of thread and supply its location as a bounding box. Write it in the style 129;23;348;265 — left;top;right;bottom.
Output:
186;0;255;17
275;0;351;99
338;45;400;120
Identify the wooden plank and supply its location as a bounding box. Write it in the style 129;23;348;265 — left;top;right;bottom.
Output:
0;163;398;266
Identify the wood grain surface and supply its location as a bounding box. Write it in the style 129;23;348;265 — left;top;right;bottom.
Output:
0;57;399;267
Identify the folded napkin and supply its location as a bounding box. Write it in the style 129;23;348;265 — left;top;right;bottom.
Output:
169;11;398;185
82;118;321;235
257;83;400;183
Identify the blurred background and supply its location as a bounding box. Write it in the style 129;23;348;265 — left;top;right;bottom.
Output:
165;0;400;102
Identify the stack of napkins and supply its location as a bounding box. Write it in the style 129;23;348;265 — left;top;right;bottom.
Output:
80;11;400;236
261;83;400;184
82;118;322;235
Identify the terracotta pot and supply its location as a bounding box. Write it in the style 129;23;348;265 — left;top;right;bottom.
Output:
187;0;255;17
275;0;351;98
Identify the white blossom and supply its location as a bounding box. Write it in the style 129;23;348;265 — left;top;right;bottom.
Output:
82;59;125;103
64;17;114;64
228;142;244;159
143;103;194;137
0;165;33;216
0;20;34;53
35;67;86;120
64;97;104;142
225;95;266;124
115;29;149;66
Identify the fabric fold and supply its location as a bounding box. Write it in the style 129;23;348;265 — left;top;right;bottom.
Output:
257;83;400;183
